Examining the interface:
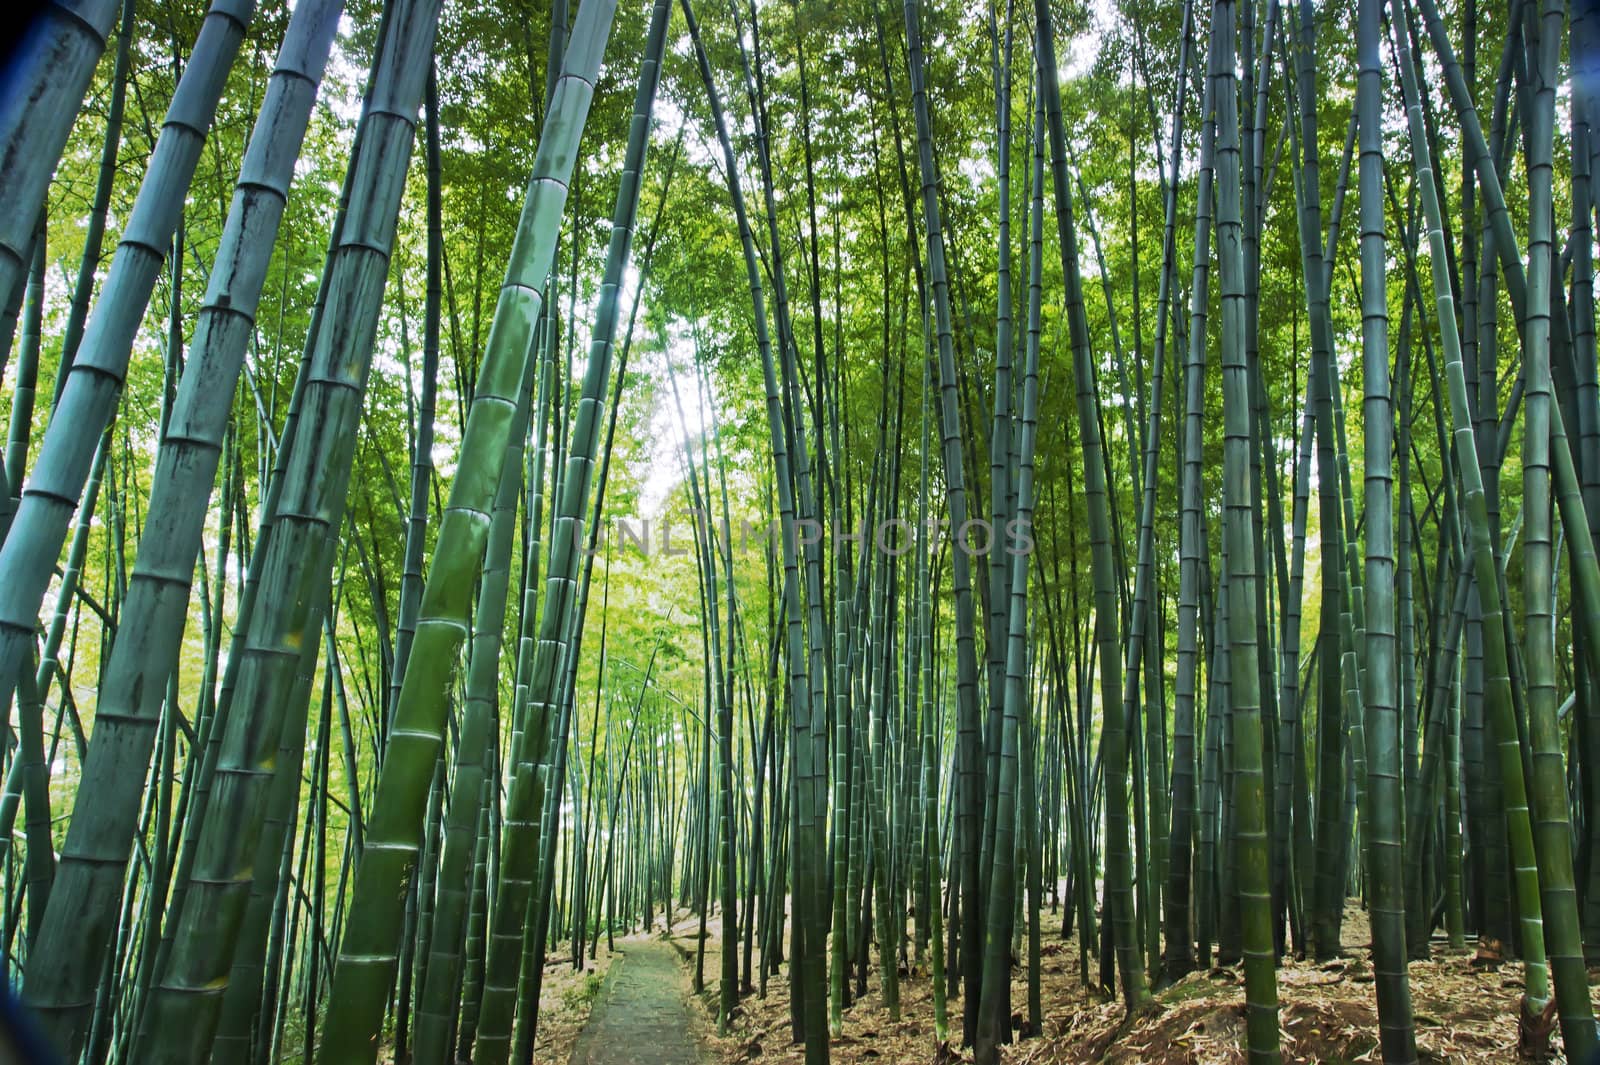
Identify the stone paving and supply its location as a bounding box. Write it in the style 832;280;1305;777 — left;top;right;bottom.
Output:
568;939;704;1065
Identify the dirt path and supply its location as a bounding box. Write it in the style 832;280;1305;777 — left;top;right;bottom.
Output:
567;939;705;1065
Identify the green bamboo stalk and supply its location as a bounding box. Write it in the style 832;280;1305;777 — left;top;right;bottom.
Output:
1390;0;1551;1033
409;351;536;1065
901;0;989;1039
1;223;45;533
21;3;343;1056
981;2;1016;920
1211;2;1278;1054
1035;0;1146;1011
1170;2;1214;979
1130;0;1193;986
684;2;831;1054
0;428;107;861
1517;0;1597;1052
322;3;619;1059
0;0;123;316
1356;0;1415;1051
1287;0;1355;960
0;0;257;712
975;90;1043;1057
130;1;444;1057
917;311;948;1043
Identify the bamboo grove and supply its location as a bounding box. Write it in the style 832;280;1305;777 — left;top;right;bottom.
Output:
1;0;1600;1060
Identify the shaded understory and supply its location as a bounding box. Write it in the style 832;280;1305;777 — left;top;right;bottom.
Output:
667;905;1596;1063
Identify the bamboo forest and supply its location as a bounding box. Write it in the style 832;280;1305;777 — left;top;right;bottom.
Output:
8;0;1600;1060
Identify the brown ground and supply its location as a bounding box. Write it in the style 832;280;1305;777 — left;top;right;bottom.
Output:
528;940;619;1063
664;903;1599;1064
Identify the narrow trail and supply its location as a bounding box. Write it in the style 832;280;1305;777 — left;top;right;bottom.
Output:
568;939;706;1065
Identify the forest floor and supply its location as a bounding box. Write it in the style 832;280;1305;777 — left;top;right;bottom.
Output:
358;939;617;1063
663;904;1599;1063
521;940;618;1064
